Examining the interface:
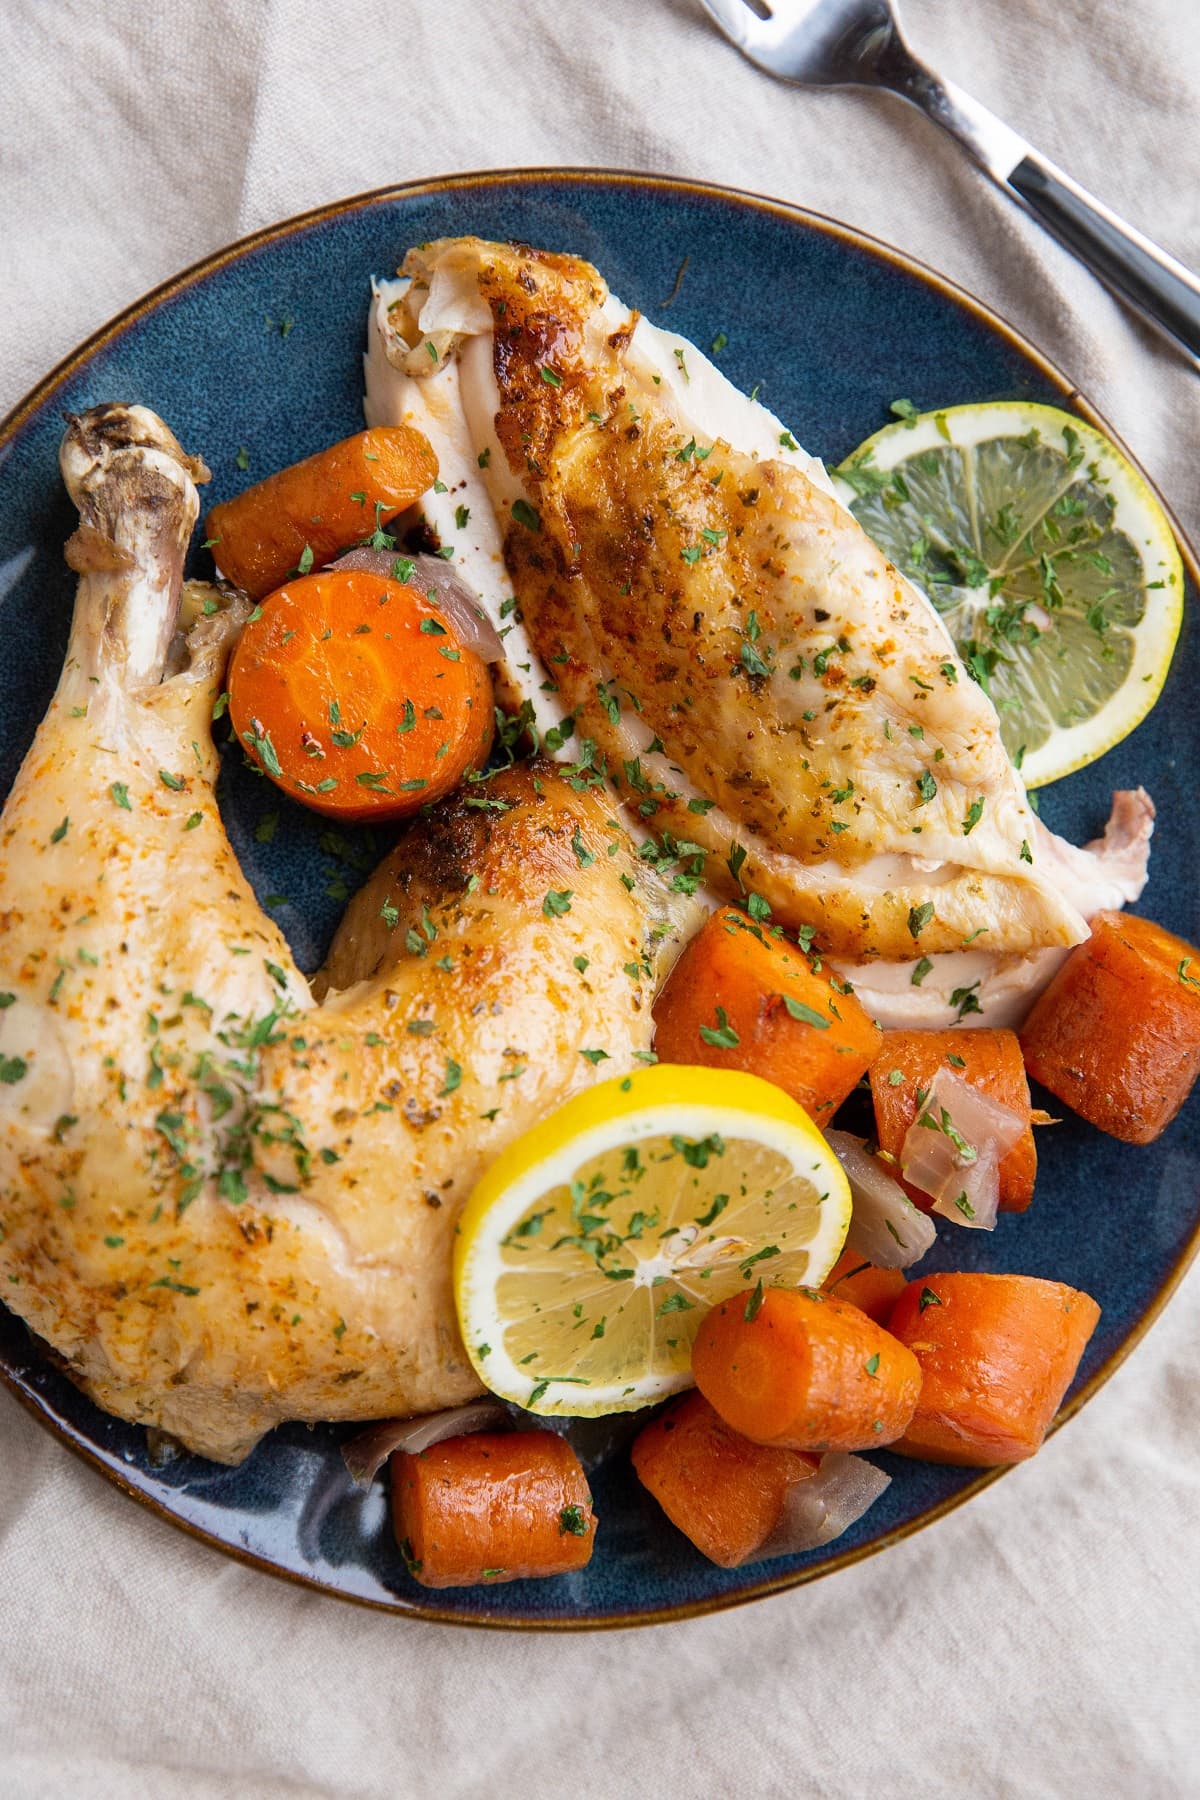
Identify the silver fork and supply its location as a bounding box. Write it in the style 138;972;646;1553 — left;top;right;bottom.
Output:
697;0;1200;368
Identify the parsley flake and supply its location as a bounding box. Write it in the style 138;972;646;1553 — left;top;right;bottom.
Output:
907;902;935;940
699;1006;740;1049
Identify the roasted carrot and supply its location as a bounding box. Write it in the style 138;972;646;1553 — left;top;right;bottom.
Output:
206;427;439;599
632;1392;819;1568
227;568;493;821
691;1286;922;1453
886;1272;1100;1466
390;1431;596;1587
822;1245;908;1324
653;907;883;1121
1020;910;1200;1144
869;1028;1036;1211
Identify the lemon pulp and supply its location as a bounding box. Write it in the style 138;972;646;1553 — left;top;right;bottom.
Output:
835;401;1182;787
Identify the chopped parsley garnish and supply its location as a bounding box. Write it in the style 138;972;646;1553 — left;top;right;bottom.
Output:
949;982;983;1021
244;724;282;778
438;1059;463;1097
781;994;830;1030
740;639;771;679
699;1006;740;1048
907;902;935;940
670;1132;725;1169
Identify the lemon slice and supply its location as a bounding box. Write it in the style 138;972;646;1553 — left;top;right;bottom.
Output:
834;401;1183;787
453;1064;851;1416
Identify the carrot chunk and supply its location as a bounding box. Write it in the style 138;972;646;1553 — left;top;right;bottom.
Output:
886;1272;1100;1466
1020;910;1200;1144
691;1286;922;1453
206;426;439;599
227;568;493;821
653;907;883;1121
821;1245;908;1324
390;1431;596;1587
632;1392;819;1567
869;1028;1036;1211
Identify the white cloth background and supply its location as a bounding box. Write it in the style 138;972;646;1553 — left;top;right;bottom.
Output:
2;2;1198;1794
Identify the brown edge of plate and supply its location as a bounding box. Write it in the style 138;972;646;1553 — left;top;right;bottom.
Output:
1;166;1198;1632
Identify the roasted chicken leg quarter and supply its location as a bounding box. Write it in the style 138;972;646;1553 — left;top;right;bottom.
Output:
0;405;664;1462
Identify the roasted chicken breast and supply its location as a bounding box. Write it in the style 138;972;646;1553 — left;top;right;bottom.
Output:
365;236;1098;963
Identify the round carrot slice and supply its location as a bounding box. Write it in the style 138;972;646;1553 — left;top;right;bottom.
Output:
227;567;494;821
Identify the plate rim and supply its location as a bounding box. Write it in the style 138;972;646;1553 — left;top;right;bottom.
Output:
2;164;1198;1630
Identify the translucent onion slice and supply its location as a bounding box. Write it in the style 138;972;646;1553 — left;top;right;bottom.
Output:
329;548;504;662
340;1399;510;1488
756;1452;892;1560
825;1129;937;1269
900;1068;1026;1232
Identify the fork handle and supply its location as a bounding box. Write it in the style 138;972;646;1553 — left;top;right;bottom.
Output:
891;63;1200;368
1005;155;1200;367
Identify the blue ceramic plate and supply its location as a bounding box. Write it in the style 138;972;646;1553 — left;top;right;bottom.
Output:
2;171;1197;1629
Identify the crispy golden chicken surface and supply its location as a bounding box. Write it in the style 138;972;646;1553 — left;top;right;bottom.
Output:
0;405;660;1462
392;237;1089;961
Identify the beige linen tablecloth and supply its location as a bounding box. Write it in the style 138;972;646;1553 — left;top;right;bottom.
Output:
2;2;1198;1793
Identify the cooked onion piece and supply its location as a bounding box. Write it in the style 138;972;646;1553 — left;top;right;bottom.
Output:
900;1069;1026;1231
341;1399;510;1488
757;1452;892;1558
825;1129;937;1268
